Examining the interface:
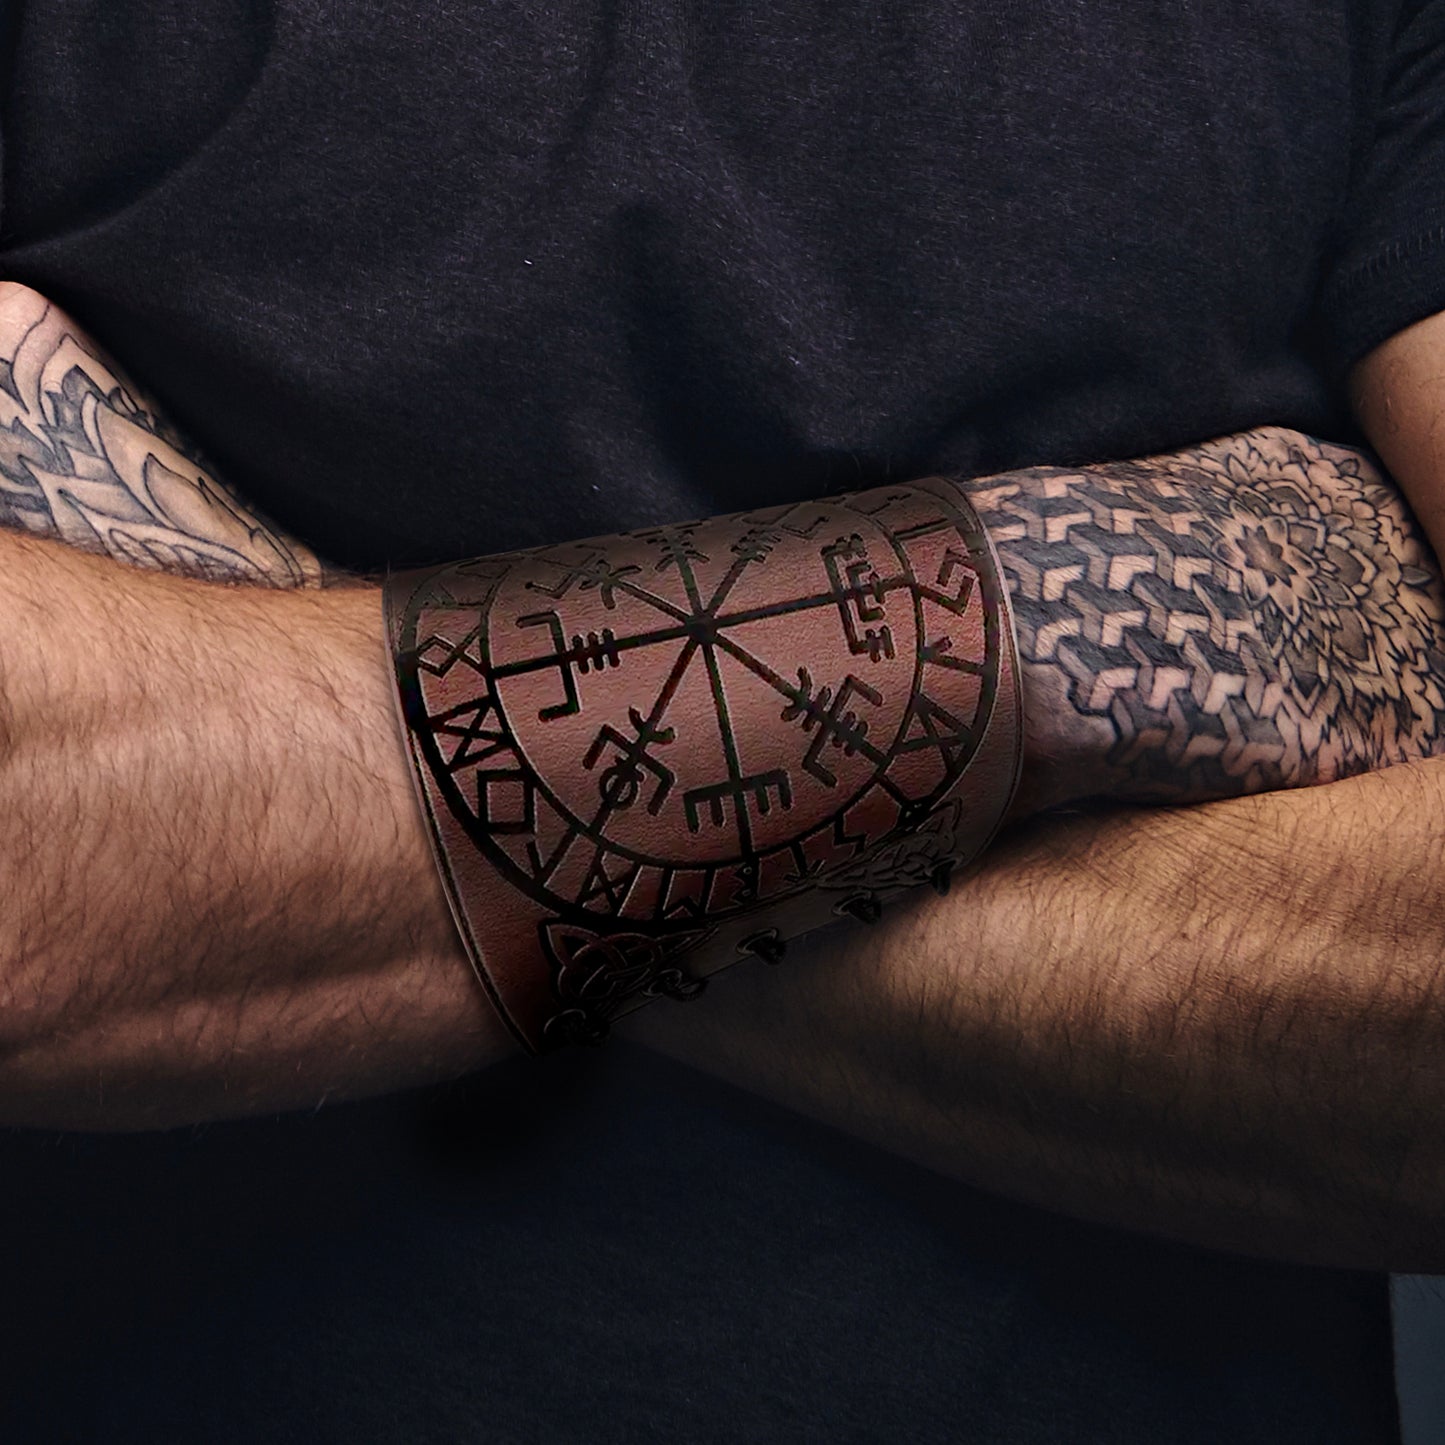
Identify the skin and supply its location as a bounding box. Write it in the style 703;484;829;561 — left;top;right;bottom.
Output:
2;280;1445;1266
1353;308;1445;562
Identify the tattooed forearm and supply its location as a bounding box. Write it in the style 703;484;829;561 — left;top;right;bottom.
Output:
4;284;1436;815
966;429;1445;810
0;283;336;587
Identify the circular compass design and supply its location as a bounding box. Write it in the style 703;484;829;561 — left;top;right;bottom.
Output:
399;481;1007;939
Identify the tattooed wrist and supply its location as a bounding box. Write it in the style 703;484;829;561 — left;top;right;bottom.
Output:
965;429;1445;811
0;283;337;588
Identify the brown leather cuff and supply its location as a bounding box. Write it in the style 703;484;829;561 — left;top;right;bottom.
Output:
384;479;1022;1054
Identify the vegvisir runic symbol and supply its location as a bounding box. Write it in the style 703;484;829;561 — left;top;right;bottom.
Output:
395;479;1007;1039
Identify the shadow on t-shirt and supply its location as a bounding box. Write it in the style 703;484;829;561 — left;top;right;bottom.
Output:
0;1042;1397;1444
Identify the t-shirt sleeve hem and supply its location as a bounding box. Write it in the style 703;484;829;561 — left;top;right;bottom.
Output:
1322;223;1445;371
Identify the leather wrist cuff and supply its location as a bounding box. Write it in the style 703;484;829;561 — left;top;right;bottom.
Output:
383;478;1023;1055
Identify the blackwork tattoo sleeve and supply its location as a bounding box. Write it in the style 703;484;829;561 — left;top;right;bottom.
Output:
0;285;333;587
966;429;1445;810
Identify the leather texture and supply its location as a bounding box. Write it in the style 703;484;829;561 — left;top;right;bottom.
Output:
385;478;1022;1053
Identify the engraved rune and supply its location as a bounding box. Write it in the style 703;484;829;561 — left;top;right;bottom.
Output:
584;708;677;814
781;669;884;786
639;525;710;573
513;610;623;720
729;525;783;565
823;534;896;661
683;771;793;833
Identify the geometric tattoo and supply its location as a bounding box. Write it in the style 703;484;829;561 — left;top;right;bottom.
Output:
0;286;332;587
966;429;1445;806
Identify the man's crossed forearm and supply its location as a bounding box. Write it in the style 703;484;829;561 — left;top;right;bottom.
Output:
0;285;513;1124
3;279;1445;1268
6;283;1436;818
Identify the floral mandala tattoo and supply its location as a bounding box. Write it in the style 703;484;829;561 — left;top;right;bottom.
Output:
0;291;330;587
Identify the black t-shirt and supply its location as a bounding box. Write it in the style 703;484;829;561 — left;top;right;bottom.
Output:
2;2;1443;1440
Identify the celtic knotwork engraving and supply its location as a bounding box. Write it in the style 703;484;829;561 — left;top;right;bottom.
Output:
540;922;712;1044
822;799;965;893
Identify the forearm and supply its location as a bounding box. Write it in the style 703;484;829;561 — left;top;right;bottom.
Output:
0;283;507;1123
625;761;1445;1271
617;436;1445;1270
0;534;503;1127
